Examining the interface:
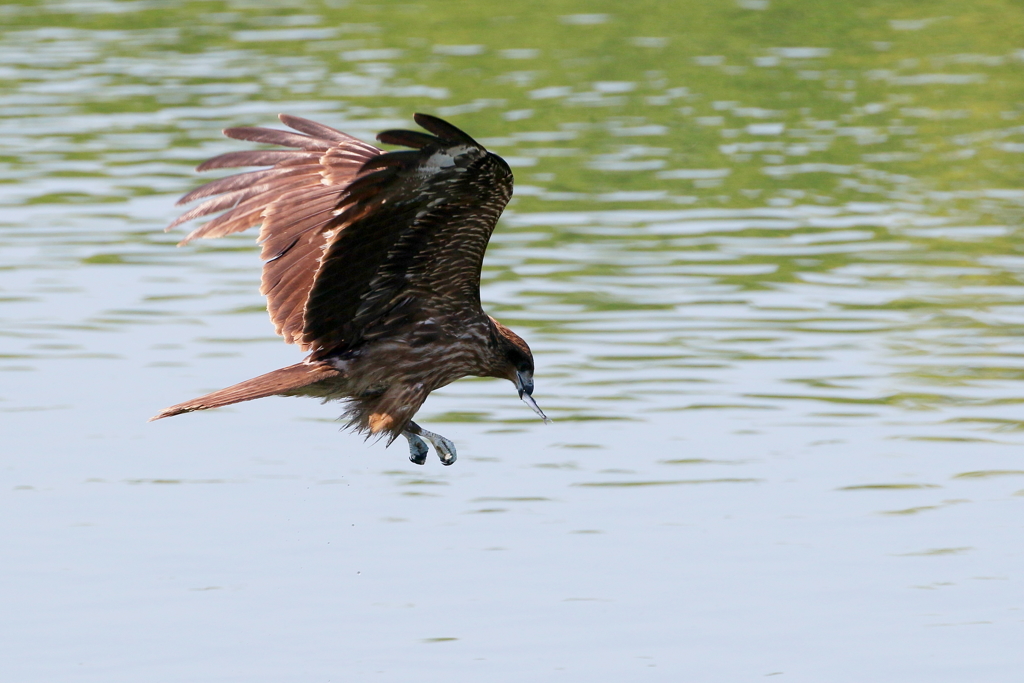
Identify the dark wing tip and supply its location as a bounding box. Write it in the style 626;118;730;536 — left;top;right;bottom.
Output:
376;129;438;149
413;113;482;148
358;149;424;173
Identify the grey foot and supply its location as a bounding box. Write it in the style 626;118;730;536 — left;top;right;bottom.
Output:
421;429;457;466
403;422;457;466
405;432;429;465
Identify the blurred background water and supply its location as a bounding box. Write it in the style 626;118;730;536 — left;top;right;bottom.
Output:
2;1;1024;681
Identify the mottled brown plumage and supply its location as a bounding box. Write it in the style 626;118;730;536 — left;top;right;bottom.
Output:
151;113;548;465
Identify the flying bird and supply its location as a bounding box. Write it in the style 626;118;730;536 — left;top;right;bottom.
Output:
151;113;548;465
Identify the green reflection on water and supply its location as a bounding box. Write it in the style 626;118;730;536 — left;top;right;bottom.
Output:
952;469;1024;478
3;0;1022;214
574;477;761;487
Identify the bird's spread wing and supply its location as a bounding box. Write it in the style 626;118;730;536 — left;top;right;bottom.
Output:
167;114;381;346
301;113;514;357
169;113;513;357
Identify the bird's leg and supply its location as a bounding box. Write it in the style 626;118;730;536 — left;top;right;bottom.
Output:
404;421;457;466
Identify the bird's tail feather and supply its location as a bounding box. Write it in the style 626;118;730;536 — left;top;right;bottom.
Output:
149;362;342;421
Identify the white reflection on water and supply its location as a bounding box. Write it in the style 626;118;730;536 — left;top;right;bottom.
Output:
4;200;1024;682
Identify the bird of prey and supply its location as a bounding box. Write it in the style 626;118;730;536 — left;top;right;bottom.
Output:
151;113;548;465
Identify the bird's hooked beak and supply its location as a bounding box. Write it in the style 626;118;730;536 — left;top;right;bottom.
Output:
516;371;551;423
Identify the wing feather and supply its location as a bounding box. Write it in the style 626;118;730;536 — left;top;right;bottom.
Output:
176;173;319;242
277;114;368;144
176;166;309;206
196;150;319;172
301;115;513;357
413;112;482;146
167;113;511;358
375;129;437;149
167;115;381;346
222;126;333;150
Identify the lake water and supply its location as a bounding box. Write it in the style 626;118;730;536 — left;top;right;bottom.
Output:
3;1;1024;681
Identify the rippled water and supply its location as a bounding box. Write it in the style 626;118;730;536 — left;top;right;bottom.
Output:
3;2;1024;681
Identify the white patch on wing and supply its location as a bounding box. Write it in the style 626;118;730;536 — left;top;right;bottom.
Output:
419;145;476;174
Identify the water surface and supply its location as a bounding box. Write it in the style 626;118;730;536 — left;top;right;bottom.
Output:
2;1;1024;681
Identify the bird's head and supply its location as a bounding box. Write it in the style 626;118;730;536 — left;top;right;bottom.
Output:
491;318;550;423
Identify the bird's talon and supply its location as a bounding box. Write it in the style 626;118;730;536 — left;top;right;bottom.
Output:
409;427;457;466
434;437;457;466
407;433;429;465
